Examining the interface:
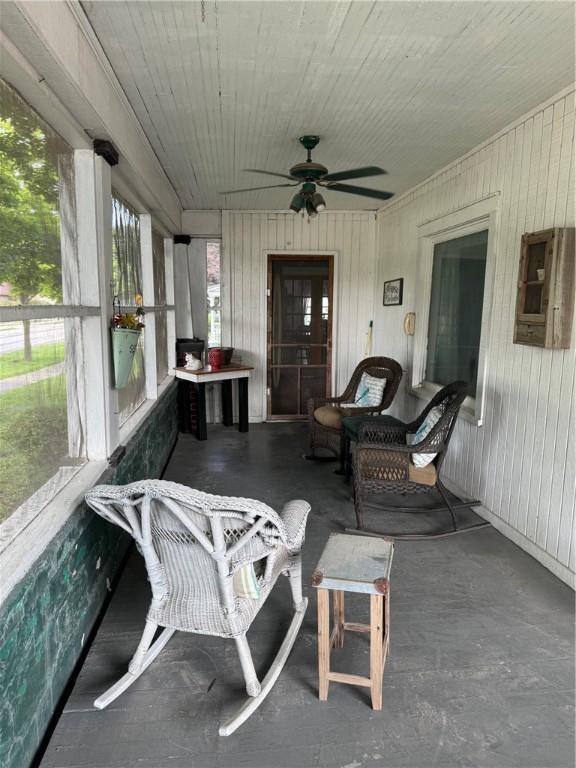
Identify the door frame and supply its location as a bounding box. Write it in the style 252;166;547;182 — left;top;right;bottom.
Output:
262;250;338;421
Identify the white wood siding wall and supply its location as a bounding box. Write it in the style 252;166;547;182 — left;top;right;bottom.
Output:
374;87;576;585
221;211;377;421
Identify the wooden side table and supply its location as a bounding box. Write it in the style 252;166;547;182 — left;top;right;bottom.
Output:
311;533;393;710
174;366;253;440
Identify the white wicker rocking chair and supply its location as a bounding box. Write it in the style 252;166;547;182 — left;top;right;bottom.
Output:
85;480;310;736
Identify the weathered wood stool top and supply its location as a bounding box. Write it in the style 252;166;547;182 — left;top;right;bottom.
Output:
312;533;394;710
312;533;394;594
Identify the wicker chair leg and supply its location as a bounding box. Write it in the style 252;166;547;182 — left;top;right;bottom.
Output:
335;430;347;475
353;486;365;530
235;633;261;698
436;480;458;532
94;621;175;709
285;558;305;611
219;598;308;736
308;428;316;459
345;437;353;481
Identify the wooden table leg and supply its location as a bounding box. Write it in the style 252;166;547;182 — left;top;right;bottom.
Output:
384;582;390;659
238;378;249;432
177;380;193;433
221;380;233;426
370;594;384;710
333;590;345;648
196;383;207;441
317;589;330;701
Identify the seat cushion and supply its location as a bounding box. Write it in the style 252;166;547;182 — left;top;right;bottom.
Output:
343;414;405;440
408;461;437;486
314;405;343;430
357;449;437;486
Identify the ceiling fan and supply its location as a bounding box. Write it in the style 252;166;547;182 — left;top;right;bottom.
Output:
220;135;394;215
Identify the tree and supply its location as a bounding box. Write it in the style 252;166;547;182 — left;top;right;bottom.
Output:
0;81;65;359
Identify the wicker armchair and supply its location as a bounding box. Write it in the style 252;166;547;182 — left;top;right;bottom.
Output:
85;480;310;736
352;381;479;537
307;356;402;462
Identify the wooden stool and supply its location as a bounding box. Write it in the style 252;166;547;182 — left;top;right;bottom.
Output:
312;533;393;710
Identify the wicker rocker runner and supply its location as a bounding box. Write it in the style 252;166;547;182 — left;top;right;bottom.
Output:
84;480;311;736
352;381;488;538
307;357;402;463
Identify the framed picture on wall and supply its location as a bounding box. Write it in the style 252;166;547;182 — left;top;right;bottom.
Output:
383;278;403;306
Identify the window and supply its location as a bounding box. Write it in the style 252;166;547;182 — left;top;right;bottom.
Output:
111;193;145;424
425;230;488;397
413;197;497;425
0;79;85;525
207;241;221;347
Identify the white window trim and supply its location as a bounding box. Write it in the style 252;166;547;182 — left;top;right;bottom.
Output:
411;194;499;426
140;214;158;401
0;459;108;602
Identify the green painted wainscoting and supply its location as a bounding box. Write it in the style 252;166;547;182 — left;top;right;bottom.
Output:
0;382;179;768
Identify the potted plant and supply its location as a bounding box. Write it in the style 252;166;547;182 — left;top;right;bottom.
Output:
111;295;145;388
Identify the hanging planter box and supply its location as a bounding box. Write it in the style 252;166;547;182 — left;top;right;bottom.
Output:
111;327;141;389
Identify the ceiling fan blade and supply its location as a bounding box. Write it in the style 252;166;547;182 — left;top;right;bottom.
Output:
220;182;298;195
321;166;388;182
319;182;394;201
243;169;297;181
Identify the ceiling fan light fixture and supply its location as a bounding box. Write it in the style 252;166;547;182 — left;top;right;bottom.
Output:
289;192;305;213
305;199;318;217
312;192;326;212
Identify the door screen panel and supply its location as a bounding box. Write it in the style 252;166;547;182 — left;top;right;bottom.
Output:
268;257;332;418
270;368;299;415
299;367;327;415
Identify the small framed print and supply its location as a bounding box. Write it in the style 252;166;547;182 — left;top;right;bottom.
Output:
383;278;403;306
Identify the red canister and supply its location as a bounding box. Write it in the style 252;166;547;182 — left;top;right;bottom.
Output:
208;347;223;370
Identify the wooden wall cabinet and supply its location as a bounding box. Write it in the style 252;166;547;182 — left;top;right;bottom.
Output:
514;227;574;348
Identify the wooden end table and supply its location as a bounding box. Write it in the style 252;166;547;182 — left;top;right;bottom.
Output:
174;366;254;440
311;533;393;710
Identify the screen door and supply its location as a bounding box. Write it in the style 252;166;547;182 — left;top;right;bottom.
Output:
267;255;333;419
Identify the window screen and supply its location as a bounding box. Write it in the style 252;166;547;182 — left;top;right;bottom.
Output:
207;241;221;347
0;79;84;525
112;194;145;423
425;230;488;397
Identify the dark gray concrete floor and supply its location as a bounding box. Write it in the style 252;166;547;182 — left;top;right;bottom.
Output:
41;424;575;768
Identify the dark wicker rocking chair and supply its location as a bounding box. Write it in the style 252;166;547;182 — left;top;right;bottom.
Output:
306;356;402;463
351;381;488;538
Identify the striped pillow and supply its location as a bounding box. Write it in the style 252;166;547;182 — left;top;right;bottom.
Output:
354;372;385;407
233;563;260;599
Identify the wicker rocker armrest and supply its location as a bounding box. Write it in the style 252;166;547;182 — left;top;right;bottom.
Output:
357;439;443;455
357;422;407;444
357;440;411;454
279;499;311;551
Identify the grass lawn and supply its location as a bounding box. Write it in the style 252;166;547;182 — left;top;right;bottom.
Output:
0;374;69;522
0;342;65;381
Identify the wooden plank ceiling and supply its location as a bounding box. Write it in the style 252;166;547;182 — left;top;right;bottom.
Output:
81;1;575;211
